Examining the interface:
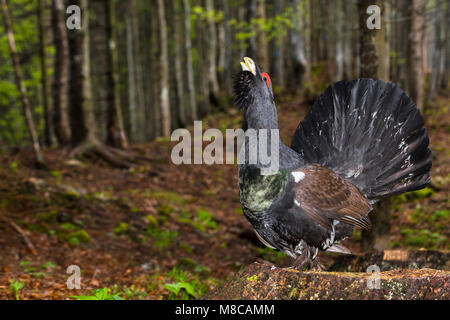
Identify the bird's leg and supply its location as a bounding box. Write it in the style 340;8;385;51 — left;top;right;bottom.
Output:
292;252;310;270
291;246;324;271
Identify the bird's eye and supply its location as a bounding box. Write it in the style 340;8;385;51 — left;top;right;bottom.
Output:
261;72;271;89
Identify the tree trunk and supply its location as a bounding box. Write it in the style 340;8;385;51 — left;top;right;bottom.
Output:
406;0;424;112
255;0;269;72
246;0;256;58
67;0;98;146
182;0;197;122
358;0;391;252
126;8;138;142
289;0;307;90
157;0;171;136
1;0;44;165
38;0;57;147
173;0;186;127
426;0;442;102
51;0;71;144
358;0;379;78
273;0;285;90
333;0;344;81
104;0;128;148
206;0;220;102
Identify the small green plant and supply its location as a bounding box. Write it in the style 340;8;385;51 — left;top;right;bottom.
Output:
71;287;124;300
10;161;18;173
9;279;24;300
431;210;449;222
50;170;62;185
40;261;56;270
164;282;197;300
401;228;446;248
196;209;217;230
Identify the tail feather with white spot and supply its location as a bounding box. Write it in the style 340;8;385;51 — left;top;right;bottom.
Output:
291;79;432;201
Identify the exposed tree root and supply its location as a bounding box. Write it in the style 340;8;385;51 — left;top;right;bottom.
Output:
68;140;151;168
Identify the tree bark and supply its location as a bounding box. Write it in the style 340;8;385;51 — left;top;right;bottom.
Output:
358;0;379;78
51;0;71;144
426;0;442;102
104;0;128;148
173;0;186;127
67;0;98;146
206;0;220;102
126;8;138;142
358;0;391;252
182;0;197;122
38;0;57;147
157;0;171;136
289;0;307;90
255;0;269;72
406;0;425;112
1;0;45;165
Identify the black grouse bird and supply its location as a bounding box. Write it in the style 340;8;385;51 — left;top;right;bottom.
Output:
234;57;432;269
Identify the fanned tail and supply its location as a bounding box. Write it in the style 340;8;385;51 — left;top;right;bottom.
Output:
291;79;432;202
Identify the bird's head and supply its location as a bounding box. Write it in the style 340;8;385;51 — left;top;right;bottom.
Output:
233;57;274;112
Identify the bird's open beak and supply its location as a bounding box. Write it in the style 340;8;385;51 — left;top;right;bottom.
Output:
240;57;256;75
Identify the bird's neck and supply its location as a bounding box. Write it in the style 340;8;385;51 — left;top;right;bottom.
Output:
244;108;279;131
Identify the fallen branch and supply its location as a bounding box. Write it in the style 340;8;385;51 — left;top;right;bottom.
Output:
2;217;37;255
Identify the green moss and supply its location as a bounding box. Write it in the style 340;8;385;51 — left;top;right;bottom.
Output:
157;203;173;215
145;215;159;228
67;230;91;245
151;191;186;206
401;228;446;249
113;222;129;235
179;242;193;254
247;275;258;282
431;210;450;222
37;210;59;223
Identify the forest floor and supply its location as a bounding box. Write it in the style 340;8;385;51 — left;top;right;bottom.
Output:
0;93;448;300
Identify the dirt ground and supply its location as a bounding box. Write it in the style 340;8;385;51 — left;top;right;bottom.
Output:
0;93;448;300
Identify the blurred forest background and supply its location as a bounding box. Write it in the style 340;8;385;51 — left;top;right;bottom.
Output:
0;0;448;300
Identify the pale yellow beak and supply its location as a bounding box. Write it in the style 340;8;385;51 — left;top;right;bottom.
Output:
240;57;256;75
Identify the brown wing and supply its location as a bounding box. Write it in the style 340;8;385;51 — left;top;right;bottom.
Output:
292;164;372;230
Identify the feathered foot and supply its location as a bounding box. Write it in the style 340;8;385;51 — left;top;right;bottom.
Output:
291;246;324;271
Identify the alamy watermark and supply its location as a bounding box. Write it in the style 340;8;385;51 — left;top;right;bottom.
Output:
66;265;81;289
366;264;381;289
171;121;280;174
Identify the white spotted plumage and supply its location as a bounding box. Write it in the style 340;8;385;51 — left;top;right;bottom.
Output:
291;171;305;183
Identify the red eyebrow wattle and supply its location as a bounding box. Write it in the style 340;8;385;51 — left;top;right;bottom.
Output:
261;72;270;88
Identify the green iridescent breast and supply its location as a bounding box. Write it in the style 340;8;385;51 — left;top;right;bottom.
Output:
238;167;289;212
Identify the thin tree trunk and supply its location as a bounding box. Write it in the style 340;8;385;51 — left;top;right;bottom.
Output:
333;0;344;81
206;0;220;102
157;0;171;136
255;0;269;72
1;0;44;165
426;0;442;102
407;0;425;112
38;0;57;147
104;0;128;148
289;0;307;90
173;0;186;127
273;0;285;90
51;0;71;144
374;0;388;81
126;12;138;142
217;0;226;85
182;0;197;122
